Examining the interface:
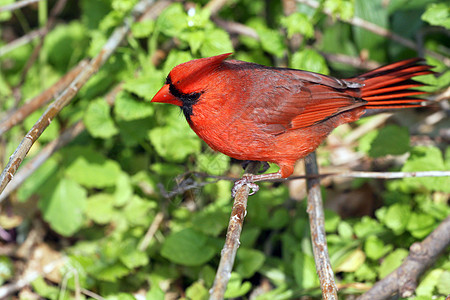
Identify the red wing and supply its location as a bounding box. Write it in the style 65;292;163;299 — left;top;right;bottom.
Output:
246;70;364;135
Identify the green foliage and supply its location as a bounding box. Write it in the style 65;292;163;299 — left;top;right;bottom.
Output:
1;0;448;299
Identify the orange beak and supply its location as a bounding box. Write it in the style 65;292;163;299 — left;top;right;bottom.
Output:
151;84;183;106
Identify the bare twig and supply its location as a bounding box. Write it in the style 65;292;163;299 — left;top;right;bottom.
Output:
0;121;85;203
0;0;41;13
0;60;88;135
304;152;338;299
0;0;156;196
0;258;67;298
212;18;260;40
209;162;261;300
296;0;450;67
0;28;46;57
138;212;164;251
358;216;450;300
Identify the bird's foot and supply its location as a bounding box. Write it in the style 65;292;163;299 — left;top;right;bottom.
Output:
232;175;259;197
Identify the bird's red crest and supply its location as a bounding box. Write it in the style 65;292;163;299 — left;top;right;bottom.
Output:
169;53;232;93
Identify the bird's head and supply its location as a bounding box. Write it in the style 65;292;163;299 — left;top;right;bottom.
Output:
151;53;232;107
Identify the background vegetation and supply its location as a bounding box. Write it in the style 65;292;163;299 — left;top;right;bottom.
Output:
0;0;449;299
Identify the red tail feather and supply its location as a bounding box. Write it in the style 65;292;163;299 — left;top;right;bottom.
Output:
350;58;434;109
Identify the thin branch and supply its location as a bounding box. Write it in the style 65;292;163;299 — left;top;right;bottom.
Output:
304;152;338;299
0;60;88;135
0;27;46;57
0;0;41;13
358;216;450;300
138;212;164;251
0;121;85;203
209;162;261;300
0;257;67;298
296;0;450;67
0;0;156;196
212;17;260;40
192;170;450;183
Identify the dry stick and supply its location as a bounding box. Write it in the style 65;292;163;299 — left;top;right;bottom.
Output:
0;0;41;13
0;257;67;298
304;152;338;299
0;60;88;135
358;216;450;300
210;162;261;300
0;27;46;57
296;0;450;67
138;212;164;251
0;121;85;203
0;0;156;196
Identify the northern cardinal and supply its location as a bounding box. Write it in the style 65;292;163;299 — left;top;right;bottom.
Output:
151;53;433;195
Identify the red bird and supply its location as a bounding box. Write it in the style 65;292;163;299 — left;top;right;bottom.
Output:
151;53;433;195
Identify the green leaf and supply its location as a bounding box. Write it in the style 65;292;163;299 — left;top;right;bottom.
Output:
186;281;209;300
123;70;163;102
355;263;377;282
235;248;266;278
123;195;155;226
156;3;188;37
437;270;450;295
39;178;87;236
364;235;392;260
84;98;118;139
422;3;450;29
293;251;320;289
192;204;229;236
42;21;88;72
324;210;341;233
371;125;410;157
377;203;411;235
353;0;387;61
119;240;149;269
0;256;13;286
337;221;354;240
161;228;216;266
148;114;201;162
406;212;436;239
17;156;58;202
31;277;60;299
95;263;130;282
197;152;230;176
114;91;155;120
114;172;133;206
401;146;450;192
416;268;443;297
354;216;385;238
85;193;115;224
280;13;314;39
200;28;234;57
335;248;366;272
224;273;252;298
131;20;155;38
249;19;285;58
290;49;329;74
162;51;193;75
379;248;408;278
64;147;122;188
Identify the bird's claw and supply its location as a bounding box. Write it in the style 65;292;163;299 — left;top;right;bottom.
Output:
232;176;260;197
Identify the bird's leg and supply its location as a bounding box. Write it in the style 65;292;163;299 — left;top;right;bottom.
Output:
232;171;283;197
240;161;270;174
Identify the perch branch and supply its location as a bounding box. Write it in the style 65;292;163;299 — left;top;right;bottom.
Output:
358;216;450;299
0;0;156;196
209;162;261;300
304;152;338;299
